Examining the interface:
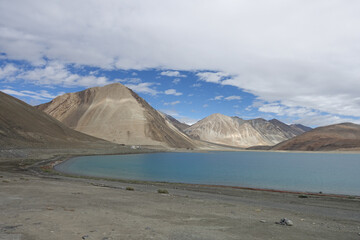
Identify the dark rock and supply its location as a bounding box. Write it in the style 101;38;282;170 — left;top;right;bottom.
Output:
276;218;293;226
2;225;22;231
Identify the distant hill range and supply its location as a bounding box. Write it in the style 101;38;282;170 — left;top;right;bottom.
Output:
0;91;108;149
4;82;359;151
272;123;360;151
183;113;311;148
36;83;196;149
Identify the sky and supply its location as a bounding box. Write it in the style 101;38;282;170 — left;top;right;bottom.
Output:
1;0;360;127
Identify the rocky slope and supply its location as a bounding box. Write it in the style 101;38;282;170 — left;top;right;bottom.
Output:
37;83;195;148
160;112;190;132
272;123;360;151
0;91;109;149
184;113;310;148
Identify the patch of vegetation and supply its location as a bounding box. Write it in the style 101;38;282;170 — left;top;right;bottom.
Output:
0;176;3;178
298;195;308;198
157;189;169;194
348;196;356;199
2;180;10;183
126;187;134;191
40;165;52;173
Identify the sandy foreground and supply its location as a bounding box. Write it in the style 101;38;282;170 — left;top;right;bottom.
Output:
0;148;360;240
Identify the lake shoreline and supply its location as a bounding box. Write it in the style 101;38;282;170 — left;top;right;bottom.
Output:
53;150;360;197
54;160;360;199
1;147;360;239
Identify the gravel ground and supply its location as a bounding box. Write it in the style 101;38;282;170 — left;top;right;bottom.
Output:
0;149;359;240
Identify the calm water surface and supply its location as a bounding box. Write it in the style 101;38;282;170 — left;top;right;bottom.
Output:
55;151;360;195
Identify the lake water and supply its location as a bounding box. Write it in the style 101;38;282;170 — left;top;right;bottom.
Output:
55;151;360;196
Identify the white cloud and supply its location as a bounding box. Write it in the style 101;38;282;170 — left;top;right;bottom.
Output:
196;72;230;84
160;71;186;77
224;95;241;101
1;1;360;119
210;95;223;100
125;78;142;84
18;62;112;87
172;78;181;84
203;104;209;108
191;83;201;88
0;62;113;88
177;117;199;125
161;109;198;125
164;100;180;106
1;88;61;100
161;109;179;117
0;64;18;80
258;102;316;117
164;88;182;96
295;114;360;127
255;101;360;126
125;82;159;95
210;95;241;101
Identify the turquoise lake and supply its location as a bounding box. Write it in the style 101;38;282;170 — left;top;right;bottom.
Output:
55;151;360;196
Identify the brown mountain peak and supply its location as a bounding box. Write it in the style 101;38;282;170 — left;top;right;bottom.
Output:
36;83;195;148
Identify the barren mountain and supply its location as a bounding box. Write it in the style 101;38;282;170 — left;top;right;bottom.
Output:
0;91;108;149
160;112;190;132
290;123;312;133
272;123;360;151
269;119;311;136
184;113;309;148
37;83;195;148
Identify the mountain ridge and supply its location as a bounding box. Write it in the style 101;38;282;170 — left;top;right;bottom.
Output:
184;113;310;148
36;83;196;149
160;112;190;132
272;122;360;151
0;91;109;149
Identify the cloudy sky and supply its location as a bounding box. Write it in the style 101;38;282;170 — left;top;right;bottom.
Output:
1;0;360;126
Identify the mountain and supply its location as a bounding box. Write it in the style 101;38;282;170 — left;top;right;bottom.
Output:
290;124;312;133
0;91;108;149
272;123;360;151
160;112;190;132
184;113;310;148
269;119;311;136
36;83;195;148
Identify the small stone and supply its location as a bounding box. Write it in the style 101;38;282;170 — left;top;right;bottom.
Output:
260;220;266;223
82;235;89;240
276;218;293;226
284;219;293;226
